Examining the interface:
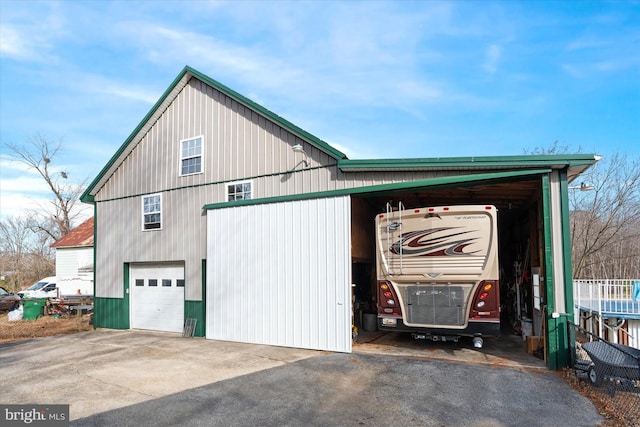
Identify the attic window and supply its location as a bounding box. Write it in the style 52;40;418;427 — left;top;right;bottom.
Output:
180;136;203;176
142;194;162;230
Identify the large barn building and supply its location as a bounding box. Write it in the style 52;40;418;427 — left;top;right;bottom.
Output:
81;66;597;369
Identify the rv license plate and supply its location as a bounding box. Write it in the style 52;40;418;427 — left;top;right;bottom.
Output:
382;318;397;326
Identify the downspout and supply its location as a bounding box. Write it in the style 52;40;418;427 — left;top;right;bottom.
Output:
92;202;97;329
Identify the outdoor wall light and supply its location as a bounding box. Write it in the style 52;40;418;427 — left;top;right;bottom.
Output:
292;144;309;167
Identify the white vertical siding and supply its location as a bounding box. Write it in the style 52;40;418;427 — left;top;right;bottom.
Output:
55;247;92;279
206;196;352;353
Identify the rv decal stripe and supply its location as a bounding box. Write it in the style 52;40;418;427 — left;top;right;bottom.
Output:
390;228;481;257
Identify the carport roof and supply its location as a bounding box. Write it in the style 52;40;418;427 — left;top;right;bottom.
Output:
338;155;598;182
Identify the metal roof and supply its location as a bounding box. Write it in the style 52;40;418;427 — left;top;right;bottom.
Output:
50;217;94;248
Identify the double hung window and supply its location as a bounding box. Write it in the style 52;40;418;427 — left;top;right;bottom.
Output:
142;194;162;230
180;136;203;176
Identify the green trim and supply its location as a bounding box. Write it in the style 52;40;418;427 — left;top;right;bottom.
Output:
203;168;552;210
338;154;598;171
184;301;205;337
81;69;191;202
541;173;558;369
186;67;347;161
81;66;346;202
183;259;206;337
123;263;130;328
201;259;206;336
92;204;97;325
93;164;332;204
94;297;129;329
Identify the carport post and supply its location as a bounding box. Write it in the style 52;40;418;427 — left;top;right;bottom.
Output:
541;171;573;370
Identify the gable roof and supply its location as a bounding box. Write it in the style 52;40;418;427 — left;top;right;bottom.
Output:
51;217;94;248
81;66;347;203
81;66;599;203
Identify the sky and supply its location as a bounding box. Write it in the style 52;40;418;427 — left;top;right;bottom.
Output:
1;0;639;221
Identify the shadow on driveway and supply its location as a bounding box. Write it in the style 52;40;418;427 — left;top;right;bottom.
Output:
72;352;602;427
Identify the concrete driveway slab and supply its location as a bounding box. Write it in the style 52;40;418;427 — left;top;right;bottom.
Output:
71;353;603;427
0;329;320;420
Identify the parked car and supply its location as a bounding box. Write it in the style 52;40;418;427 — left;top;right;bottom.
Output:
0;286;20;311
18;277;57;299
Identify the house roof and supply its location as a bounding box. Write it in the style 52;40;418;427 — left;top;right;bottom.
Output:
51;217;94;248
81;65;599;203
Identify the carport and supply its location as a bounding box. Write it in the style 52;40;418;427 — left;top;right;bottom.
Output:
204;156;596;370
349;167;572;370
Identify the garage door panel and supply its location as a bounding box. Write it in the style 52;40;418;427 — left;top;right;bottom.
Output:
130;264;184;333
206;196;351;352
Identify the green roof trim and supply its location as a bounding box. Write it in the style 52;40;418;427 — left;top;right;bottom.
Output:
338;154;599;171
185;67;347;161
203;168;552;211
81;65;347;203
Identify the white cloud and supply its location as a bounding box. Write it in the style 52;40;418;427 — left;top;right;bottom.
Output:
482;44;502;73
0;2;67;63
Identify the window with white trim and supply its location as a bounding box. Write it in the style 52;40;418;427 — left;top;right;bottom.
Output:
227;181;252;201
180;136;203;176
142;194;162;230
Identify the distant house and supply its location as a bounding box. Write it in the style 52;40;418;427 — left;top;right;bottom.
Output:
50;217;94;279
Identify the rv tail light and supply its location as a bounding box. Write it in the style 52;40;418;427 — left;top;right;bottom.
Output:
378;281;401;317
469;280;499;319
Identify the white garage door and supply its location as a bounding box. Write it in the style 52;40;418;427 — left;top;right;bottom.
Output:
206;196;352;353
130;263;184;333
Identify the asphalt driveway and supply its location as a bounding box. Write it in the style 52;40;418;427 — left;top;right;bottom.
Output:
0;330;602;426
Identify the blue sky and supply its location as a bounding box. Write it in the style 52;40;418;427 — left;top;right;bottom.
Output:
1;0;639;221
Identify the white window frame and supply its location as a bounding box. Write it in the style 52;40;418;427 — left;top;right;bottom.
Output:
227;180;253;201
179;136;204;177
142;193;162;231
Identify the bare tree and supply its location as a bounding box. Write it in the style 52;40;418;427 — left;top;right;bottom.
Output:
525;144;640;279
570;153;640;278
4;134;85;240
0;216;54;291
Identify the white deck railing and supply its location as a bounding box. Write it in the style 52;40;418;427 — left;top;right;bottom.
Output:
574;279;640;340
